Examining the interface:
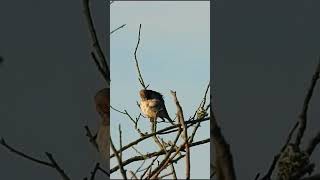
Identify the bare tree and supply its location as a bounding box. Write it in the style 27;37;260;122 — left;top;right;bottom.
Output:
109;23;210;179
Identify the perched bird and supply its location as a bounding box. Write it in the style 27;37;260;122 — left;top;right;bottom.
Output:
94;88;109;162
139;89;175;125
94;88;110;125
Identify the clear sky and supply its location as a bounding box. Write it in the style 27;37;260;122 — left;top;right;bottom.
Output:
110;1;210;179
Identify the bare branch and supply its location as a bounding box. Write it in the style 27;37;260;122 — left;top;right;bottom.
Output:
45;152;71;180
110;106;144;136
0;138;70;180
110;24;126;35
89;163;100;180
261;59;320;180
84;125;99;151
134;24;148;89
140;155;160;179
295;58;320;146
0;138;53;167
260;121;299;180
305;131;320;156
110;117;209;159
91;52;108;83
86;162;109;180
128;170;138;179
110;138;209;174
170;90;190;179
149;129;183;179
170;163;178;180
110;137;127;179
82;0;109;83
211;106;236;180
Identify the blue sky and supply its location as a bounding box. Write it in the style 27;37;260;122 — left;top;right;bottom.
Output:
110;1;210;179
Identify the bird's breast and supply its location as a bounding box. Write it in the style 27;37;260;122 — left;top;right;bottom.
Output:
140;100;157;119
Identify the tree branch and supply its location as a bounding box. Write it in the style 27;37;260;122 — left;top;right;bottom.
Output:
261;58;320;180
110;117;209;159
0;138;71;180
170;90;190;179
134;24;148;89
305;131;320;156
110;24;126;35
110;137;127;179
211;105;236;180
110;138;209;174
82;0;109;83
295;58;320;146
84;125;99;151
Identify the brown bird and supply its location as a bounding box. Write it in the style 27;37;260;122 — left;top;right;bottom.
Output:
94;88;109;162
139;89;175;125
94;88;109;126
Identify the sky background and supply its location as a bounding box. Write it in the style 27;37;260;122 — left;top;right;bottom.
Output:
214;0;320;179
0;0;108;180
110;1;210;179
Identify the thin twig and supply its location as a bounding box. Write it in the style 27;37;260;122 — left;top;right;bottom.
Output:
260;121;299;180
170;163;178;180
140;156;160;179
192;83;210;120
45;152;71;180
149;129;182;179
110;106;144;136
97;166;110;177
110;117;209;159
134;24;148;89
0;138;71;180
133;159;146;176
119;125;123;162
0;138;54;167
295;58;320;146
84;125;99;151
110;24;126;35
91;52;108;82
110;139;209;174
110;137;128;179
189;83;210;144
128;171;138;179
159;172;174;179
83;0;109;83
89;163;100;180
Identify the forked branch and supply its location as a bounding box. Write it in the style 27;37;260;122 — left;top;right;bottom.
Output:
0;138;71;180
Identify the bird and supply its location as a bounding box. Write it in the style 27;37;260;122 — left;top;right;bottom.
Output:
94;88;109;125
94;88;109;162
139;89;175;125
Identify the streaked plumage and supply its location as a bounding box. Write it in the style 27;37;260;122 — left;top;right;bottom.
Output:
94;88;109;162
139;89;174;125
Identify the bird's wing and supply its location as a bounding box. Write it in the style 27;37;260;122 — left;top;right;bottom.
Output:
147;90;165;102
